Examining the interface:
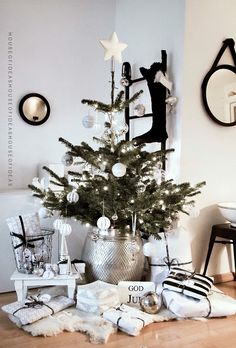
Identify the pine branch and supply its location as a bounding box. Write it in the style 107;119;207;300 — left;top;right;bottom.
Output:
58;137;78;154
81;99;112;113
42;166;69;187
121;90;143;109
28;184;45;199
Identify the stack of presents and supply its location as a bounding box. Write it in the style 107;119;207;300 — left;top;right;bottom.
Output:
2;213;236;344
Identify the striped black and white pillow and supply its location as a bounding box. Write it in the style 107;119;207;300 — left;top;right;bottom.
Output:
162;267;214;300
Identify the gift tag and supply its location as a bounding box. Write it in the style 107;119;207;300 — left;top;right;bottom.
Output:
118;281;155;307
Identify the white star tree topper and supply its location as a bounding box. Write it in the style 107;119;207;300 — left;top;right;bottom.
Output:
100;32;127;63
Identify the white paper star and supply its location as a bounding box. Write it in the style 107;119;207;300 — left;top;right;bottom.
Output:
100;32;127;63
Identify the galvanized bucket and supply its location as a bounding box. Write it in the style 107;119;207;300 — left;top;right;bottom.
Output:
82;230;145;284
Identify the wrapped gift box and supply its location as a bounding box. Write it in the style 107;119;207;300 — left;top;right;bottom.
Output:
76;280;120;314
156;285;236;318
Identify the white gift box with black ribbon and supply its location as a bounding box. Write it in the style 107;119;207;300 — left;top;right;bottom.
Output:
162;267;214;300
156;284;236;318
143;227;193;284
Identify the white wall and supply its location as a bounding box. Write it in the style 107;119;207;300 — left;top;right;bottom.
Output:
0;0;116;291
115;0;185;180
0;0;116;190
181;0;236;275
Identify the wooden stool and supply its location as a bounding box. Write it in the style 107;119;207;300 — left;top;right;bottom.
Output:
11;270;80;302
203;223;236;278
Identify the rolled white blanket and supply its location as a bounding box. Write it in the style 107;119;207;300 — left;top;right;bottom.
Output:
76;280;120;314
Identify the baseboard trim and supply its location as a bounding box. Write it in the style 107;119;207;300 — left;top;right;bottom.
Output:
213;272;235;284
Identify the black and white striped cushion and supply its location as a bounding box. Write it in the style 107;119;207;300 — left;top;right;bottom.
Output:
162;267;214;300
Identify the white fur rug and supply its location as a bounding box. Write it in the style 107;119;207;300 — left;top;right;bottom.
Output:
11;286;176;343
22;308;117;344
21;306;177;343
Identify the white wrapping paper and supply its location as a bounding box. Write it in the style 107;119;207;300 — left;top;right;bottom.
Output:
156;285;236;318
148;228;193;284
2;295;75;326
102;304;154;336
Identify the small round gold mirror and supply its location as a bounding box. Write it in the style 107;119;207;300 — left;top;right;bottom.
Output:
19;93;50;125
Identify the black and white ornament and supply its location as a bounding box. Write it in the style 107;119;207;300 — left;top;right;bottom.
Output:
112;162;126;177
82;114;95;128
67;190;79;203
61;152;73;167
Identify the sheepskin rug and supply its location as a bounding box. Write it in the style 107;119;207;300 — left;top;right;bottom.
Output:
22;308;117;344
16;286;177;343
21;306;177;343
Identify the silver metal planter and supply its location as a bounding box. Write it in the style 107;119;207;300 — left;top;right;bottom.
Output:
82;230;145;284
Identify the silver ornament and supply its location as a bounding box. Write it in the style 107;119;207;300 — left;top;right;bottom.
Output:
120;78;130;87
111;213;118;221
91;232;99;241
140;291;162;314
134;104;146;117
62;152;73;167
137;183;146;193
82;114;95;128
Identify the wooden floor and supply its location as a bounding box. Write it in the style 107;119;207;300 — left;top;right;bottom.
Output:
1;282;236;348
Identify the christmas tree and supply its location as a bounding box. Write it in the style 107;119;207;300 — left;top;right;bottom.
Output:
29;32;205;239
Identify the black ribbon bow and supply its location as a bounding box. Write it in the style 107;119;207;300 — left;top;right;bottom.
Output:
10;215;44;250
13;296;54;316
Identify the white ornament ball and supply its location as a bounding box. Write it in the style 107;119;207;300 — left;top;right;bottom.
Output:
67;190;79;203
143;242;156;257
53;218;64;230
38;207;51;219
59;223;72;236
82;114;95;128
61;152;73;167
112;163;126;177
134;104;146;117
97;216;111;230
